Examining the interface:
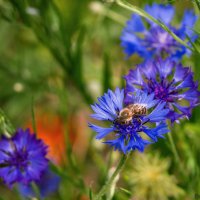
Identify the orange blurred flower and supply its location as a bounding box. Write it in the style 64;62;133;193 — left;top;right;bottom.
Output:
26;112;66;165
25;109;90;165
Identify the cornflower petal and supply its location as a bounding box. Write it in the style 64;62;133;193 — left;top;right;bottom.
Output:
88;123;115;139
145;3;175;25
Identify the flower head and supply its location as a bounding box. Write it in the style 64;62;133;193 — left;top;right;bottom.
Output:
89;88;169;153
0;128;48;187
125;153;184;200
125;58;200;122
18;167;60;199
121;3;197;60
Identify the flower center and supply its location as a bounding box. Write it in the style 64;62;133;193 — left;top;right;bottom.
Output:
114;118;143;135
147;78;177;102
1;143;29;171
144;26;178;55
10;150;29;169
154;85;168;100
158;32;169;44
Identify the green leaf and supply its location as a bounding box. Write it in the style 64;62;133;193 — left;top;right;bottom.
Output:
0;108;15;137
89;187;93;200
194;0;200;10
119;187;132;195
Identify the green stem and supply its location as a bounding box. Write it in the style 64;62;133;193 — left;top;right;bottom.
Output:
167;132;180;164
31;182;41;200
194;0;200;10
115;0;193;52
31;96;37;135
167;131;185;174
94;153;129;200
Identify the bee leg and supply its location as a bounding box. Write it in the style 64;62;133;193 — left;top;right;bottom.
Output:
135;117;142;124
114;130;119;133
142;118;150;125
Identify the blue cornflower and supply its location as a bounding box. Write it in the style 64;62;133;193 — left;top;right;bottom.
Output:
18;167;60;199
125;58;200;123
121;3;197;60
89;88;169;153
0;128;48;187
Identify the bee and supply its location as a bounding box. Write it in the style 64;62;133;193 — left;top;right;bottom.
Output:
115;104;147;125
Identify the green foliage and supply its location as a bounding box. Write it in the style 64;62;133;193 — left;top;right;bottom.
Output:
0;109;15;137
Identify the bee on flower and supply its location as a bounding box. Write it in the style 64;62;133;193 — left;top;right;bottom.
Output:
89;88;169;153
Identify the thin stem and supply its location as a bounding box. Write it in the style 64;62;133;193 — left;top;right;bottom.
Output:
31;182;41;200
167;131;180;164
94;153;129;200
194;0;200;10
115;0;193;52
167;131;185;174
31;96;37;135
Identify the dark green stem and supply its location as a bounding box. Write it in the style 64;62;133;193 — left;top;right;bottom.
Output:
31;96;37;135
167;131;185;176
94;153;129;200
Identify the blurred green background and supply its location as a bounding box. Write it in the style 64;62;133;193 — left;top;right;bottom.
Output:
0;0;200;199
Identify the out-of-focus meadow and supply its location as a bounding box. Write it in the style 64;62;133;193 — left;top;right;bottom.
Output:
0;0;200;199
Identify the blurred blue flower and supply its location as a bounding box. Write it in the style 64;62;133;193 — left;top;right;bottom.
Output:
89;88;169;153
125;58;200;123
0;128;48;187
121;3;197;60
18;167;60;199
